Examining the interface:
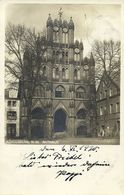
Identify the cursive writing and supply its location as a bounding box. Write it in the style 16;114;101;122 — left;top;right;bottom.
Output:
18;145;111;181
56;170;82;181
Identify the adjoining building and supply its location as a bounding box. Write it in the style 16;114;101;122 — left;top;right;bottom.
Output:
5;89;20;139
18;11;96;139
96;73;120;137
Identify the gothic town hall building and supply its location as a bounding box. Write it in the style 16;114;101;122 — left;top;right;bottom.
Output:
19;12;96;139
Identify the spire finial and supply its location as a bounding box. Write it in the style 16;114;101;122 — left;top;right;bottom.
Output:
58;7;63;18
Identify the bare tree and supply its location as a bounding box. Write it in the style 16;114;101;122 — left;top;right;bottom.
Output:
5;23;47;139
92;39;120;136
92;39;120;87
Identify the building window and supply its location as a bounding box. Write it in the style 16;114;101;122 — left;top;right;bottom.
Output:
116;102;119;113
74;69;78;79
62;68;69;80
62;51;65;63
66;68;69;79
63;33;68;44
7;101;16;107
12;101;16;107
74;54;76;61
110;104;113;114
76;87;85;99
34;85;45;97
65;51;68;63
53;32;58;42
77;69;80;80
74;69;80;80
77;54;80;61
104;90;107;98
43;66;46;76
55;85;65;98
62;68;66;79
74;54;80;62
43;51;47;60
7;124;16;138
53;67;60;79
56;68;59;78
109;88;112;97
100;106;103;115
56;51;59;63
8;101;11;106
7;111;17;120
100;92;102;100
53;68;56;78
63;33;65;44
104;106;107;114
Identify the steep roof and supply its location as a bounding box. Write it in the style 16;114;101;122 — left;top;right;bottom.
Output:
97;71;120;93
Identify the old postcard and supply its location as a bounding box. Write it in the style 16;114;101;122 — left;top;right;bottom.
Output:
0;0;124;195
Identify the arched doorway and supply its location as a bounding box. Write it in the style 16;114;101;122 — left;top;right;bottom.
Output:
31;108;45;138
54;109;66;132
77;125;87;136
77;108;87;119
31;108;45;119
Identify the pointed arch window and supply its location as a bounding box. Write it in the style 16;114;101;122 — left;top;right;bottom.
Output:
56;32;59;43
53;32;58;43
53;68;56;78
74;54;76;61
43;51;47;61
62;68;66;79
74;69;78;79
43;66;46;76
74;54;80;62
34;85;45;97
65;51;68;63
66;68;69;79
76;87;85;99
63;33;66;44
56;51;59;63
55;85;65;98
55;68;59;78
77;69;80;80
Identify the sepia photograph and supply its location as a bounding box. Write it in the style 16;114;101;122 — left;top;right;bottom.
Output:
5;3;120;144
1;1;124;195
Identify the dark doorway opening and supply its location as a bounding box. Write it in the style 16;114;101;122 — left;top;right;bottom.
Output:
77;125;87;136
54;109;66;132
77;109;87;119
31;108;45;138
31;123;44;138
31;107;45;119
7;124;16;139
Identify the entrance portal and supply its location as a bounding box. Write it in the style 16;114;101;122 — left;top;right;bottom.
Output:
31;123;44;138
31;108;45;138
54;109;66;132
77;125;87;136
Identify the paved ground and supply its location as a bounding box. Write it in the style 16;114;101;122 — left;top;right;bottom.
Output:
6;137;120;145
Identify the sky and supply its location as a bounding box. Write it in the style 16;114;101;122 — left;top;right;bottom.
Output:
6;4;121;56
